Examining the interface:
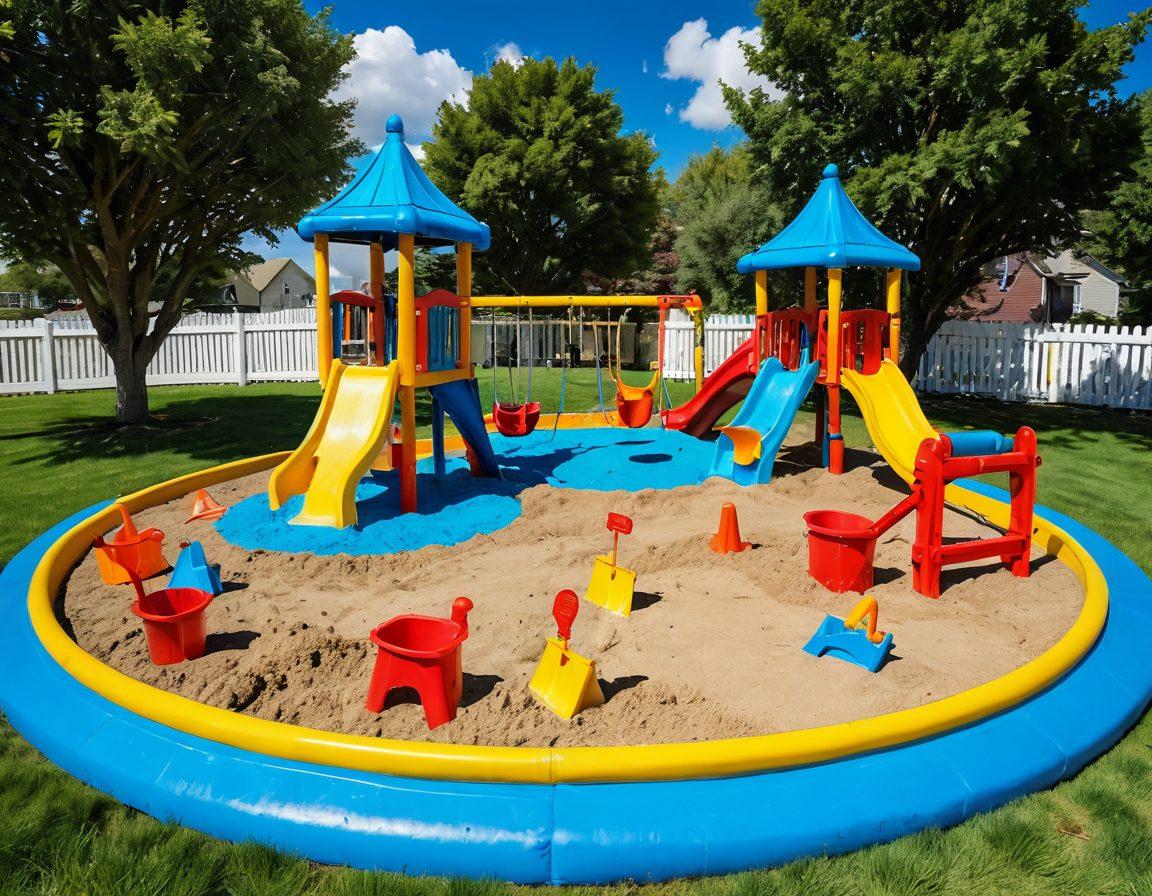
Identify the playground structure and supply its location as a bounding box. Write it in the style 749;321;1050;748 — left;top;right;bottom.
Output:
3;131;1152;888
273;113;704;528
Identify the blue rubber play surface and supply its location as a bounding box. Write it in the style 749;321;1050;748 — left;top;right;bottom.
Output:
216;428;714;555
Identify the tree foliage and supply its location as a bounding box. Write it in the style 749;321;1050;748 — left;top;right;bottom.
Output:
1085;90;1152;325
728;0;1151;373
670;146;790;313
423;57;661;295
0;0;359;421
0;261;72;306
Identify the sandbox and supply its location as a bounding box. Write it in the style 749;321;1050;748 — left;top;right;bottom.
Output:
2;422;1150;884
59;426;1083;748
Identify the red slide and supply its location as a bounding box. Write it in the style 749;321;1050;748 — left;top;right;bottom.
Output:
661;337;759;438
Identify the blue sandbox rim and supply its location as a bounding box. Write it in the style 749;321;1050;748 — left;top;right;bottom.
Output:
217;428;715;556
0;480;1150;884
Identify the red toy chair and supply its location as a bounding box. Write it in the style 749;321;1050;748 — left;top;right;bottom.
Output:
365;597;474;730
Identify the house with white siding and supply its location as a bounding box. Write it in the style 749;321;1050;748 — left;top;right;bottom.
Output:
226;258;315;312
962;249;1127;323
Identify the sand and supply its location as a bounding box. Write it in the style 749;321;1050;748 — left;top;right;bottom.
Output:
58;429;1084;748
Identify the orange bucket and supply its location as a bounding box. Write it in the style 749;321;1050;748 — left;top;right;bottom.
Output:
803;510;878;594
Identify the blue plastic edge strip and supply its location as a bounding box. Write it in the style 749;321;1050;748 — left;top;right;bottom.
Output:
1;482;1150;885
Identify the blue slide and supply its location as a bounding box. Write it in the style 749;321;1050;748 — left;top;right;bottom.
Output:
428;378;501;477
708;345;820;486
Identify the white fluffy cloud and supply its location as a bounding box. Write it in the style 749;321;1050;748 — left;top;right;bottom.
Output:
334;26;473;147
492;41;526;68
661;19;779;130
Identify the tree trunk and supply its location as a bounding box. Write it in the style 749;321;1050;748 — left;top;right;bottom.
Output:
109;339;151;424
898;276;944;382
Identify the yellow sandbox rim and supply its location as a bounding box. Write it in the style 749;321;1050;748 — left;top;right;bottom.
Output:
27;427;1107;785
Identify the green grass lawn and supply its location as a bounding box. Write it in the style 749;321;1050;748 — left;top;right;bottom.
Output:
1;372;1152;895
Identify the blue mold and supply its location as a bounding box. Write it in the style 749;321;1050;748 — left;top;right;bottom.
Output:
168;541;223;595
803;614;894;672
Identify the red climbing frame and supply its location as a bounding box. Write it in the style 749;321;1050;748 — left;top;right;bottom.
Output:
910;427;1039;598
758;308;818;371
331;290;386;366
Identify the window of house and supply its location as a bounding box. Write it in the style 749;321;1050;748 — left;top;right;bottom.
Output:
283;280;291;296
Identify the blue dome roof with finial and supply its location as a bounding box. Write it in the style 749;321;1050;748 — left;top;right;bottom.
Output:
736;164;919;273
297;114;490;251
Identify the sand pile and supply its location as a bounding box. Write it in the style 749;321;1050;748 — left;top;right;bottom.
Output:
59;434;1083;748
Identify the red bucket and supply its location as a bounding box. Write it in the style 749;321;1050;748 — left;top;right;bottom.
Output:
804;510;878;594
131;587;213;665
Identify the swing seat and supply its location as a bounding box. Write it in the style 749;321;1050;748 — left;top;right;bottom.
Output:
614;383;654;429
493;401;542;437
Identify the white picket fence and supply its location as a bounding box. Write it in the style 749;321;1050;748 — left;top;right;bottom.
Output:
0;309;317;394
918;320;1152;409
4;309;1152;410
662;310;755;379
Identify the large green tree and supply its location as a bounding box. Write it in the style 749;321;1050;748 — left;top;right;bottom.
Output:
670;145;789;312
728;0;1151;375
423;57;660;295
1085;90;1152;324
0;0;359;422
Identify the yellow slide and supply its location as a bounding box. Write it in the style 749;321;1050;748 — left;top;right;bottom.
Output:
269;360;401;528
840;359;938;486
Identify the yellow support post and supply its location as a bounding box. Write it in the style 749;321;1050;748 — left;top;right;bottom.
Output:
397;233;417;513
370;241;385;366
315;234;332;387
754;270;769;317
804;266;818;315
886;269;901;365
457;242;472;370
692;308;705;393
826;268;844;475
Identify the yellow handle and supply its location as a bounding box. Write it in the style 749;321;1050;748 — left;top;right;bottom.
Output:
845;596;886;644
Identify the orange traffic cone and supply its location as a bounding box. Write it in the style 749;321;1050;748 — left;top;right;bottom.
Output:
710;502;751;554
187;489;227;523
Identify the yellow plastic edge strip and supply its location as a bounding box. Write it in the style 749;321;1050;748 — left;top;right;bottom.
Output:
28;451;1106;785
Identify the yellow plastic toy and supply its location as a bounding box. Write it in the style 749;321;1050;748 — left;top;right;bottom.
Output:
529;589;605;719
586;512;636;616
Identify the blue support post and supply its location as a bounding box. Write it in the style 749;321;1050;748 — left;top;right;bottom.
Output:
432;394;446;477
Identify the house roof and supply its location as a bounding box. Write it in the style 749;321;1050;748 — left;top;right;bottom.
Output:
297;114;491;251
244;258;294;293
736;164;920;273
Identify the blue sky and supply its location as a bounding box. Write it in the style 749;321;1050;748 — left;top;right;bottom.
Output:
251;0;1152;283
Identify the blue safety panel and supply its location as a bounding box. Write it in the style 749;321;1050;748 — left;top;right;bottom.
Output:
427;306;459;371
1;483;1150;884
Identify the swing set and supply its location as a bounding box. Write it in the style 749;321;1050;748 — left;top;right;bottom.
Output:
475;294;703;434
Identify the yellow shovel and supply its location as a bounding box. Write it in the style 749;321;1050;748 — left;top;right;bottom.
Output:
586;512;637;617
529;589;605;719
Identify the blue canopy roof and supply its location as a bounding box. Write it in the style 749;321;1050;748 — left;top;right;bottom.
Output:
736;164;919;273
297;114;490;251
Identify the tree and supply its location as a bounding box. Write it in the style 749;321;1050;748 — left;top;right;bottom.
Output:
670;146;790;313
1084;90;1152;325
728;0;1152;375
0;261;72;306
0;1;359;422
423;57;661;295
583;212;680;297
